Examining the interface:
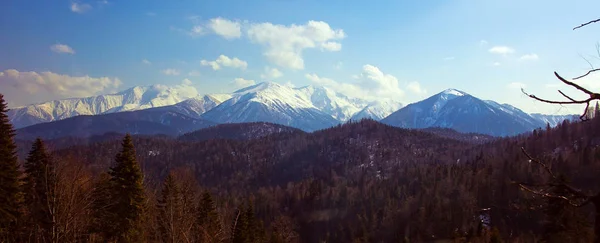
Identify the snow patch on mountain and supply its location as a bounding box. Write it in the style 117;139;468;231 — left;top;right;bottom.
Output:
350;100;403;121
8;84;199;129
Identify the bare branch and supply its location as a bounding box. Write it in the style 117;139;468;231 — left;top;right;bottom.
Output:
573;68;600;80
554;72;595;95
558;90;577;102
521;147;556;179
574;18;600;30
581;102;591;121
518;184;591;207
521;88;591;104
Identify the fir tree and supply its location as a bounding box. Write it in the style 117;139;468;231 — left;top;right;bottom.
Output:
157;173;182;243
107;134;146;242
89;172;114;240
24;138;57;242
0;93;23;240
197;191;222;242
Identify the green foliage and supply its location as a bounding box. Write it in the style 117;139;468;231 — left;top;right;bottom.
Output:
24;138;57;241
0;93;23;240
197;191;222;242
91;134;147;242
157;173;183;243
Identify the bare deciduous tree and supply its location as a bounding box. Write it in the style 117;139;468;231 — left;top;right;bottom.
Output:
519;18;600;243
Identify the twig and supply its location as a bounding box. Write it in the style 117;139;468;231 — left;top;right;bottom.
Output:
574;18;600;30
520;147;555;178
573;68;600;80
558;90;577;102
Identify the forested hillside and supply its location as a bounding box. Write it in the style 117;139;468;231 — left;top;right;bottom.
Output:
5;103;600;242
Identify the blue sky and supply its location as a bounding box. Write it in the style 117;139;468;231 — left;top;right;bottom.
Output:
1;0;600;114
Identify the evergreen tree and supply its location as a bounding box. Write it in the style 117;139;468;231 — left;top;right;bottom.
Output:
197;191;222;242
245;200;257;243
157;173;182;243
595;101;600;118
107;134;146;242
90;172;114;240
24;138;57;242
0;93;23;241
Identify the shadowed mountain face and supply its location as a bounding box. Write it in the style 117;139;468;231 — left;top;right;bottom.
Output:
15;109;216;141
381;89;549;136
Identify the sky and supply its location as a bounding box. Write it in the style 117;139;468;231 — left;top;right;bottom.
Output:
1;0;600;115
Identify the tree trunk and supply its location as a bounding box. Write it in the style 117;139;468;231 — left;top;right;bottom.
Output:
595;199;600;243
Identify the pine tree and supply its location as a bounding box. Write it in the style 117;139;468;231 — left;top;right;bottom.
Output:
595;101;600;118
107;134;146;242
157;173;182;243
197;191;222;242
0;93;23;241
24;138;57;242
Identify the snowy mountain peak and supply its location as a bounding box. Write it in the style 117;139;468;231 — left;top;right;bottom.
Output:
441;88;467;97
234;82;283;94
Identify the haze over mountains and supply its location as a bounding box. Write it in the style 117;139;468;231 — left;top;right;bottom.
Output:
8;82;576;138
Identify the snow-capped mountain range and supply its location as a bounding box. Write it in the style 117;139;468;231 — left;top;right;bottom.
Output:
8;84;200;129
8;83;576;136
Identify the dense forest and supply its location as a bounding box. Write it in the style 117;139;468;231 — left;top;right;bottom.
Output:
2;92;600;242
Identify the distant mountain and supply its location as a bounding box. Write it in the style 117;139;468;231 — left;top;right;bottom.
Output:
350;100;403;121
200;82;342;132
381;89;548;136
149;94;224;118
295;86;368;121
179;122;304;142
8;84;199;129
530;113;577;127
15;109;215;140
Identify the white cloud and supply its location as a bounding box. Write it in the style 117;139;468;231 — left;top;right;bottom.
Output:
189;26;205;37
260;66;283;79
520;53;539;61
0;69;122;107
493;62;501;66
321;41;342;51
142;59;151;65
188;70;201;77
181;78;193;86
161;68;180;76
489;46;515;55
50;44;76;54
232;78;256;88
507;82;527;89
479;40;488;46
354;64;406;99
200;55;248;70
407;81;427;95
71;2;92;13
247;20;346;70
207;17;242;40
306;65;421;102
